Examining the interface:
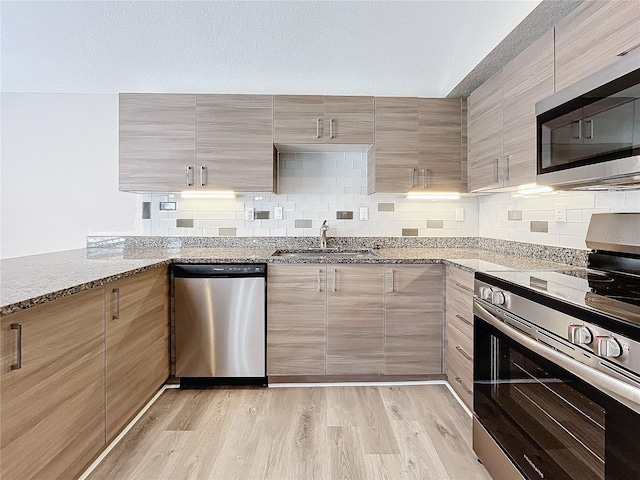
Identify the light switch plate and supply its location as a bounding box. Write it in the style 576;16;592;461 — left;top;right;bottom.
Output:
274;206;283;220
359;207;369;220
555;203;566;222
245;207;255;221
455;208;464;222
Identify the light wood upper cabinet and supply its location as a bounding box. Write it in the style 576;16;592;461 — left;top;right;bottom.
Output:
468;70;504;192
324;96;375;144
120;94;276;193
502;30;554;188
419;98;465;191
196;94;276;192
273;95;325;144
385;264;443;375
274;95;374;145
555;1;640;92
119;93;196;192
370;97;419;193
468;30;554;192
369;97;465;193
0;287;105;480
326;265;385;375
267;264;327;376
105;267;169;442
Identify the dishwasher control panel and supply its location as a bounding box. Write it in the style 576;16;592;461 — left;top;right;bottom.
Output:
173;264;266;277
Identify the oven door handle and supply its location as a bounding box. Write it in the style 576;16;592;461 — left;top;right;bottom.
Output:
475;299;640;416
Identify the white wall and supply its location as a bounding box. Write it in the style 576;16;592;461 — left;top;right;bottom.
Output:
0;93;139;259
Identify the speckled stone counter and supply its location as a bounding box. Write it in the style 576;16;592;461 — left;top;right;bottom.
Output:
0;246;583;317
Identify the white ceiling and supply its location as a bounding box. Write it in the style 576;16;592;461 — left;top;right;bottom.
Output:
1;0;541;97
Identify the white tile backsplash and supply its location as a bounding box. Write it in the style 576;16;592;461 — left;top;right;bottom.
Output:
133;152;637;246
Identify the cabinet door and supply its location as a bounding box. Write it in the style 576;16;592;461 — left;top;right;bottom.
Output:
502;30;554;188
468;70;504;192
119;93;196;192
0;288;105;480
327;265;385;375
385;264;443;375
555;1;640;92
324;96;374;144
419;98;463;191
371;97;419;193
274;95;325;144
197;95;276;192
267;264;326;376
106;267;169;441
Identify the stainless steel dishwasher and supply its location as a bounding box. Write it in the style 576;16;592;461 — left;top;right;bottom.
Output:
173;264;267;386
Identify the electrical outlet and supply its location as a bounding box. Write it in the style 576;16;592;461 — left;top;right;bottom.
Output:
555;203;566;222
359;207;369;221
274;206;283;220
245;207;255;221
455;208;464;222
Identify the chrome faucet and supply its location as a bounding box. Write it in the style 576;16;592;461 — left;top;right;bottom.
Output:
320;220;329;248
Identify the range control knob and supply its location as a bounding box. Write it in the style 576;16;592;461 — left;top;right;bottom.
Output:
568;325;592;345
490;290;506;306
479;287;492;300
595;336;622;358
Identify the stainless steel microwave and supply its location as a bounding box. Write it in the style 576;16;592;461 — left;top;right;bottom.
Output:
536;50;640;191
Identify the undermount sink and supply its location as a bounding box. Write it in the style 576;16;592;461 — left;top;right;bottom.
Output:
271;248;376;259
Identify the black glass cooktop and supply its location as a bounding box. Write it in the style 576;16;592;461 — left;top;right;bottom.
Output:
481;268;640;327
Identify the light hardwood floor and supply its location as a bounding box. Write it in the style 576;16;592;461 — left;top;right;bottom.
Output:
88;384;490;480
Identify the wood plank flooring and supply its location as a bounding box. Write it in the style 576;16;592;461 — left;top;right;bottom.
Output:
88;384;490;480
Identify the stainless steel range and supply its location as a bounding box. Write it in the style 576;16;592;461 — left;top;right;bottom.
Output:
473;213;640;480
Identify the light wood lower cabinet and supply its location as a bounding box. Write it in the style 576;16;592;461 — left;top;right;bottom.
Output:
385;264;443;375
0;287;106;480
267;263;444;378
326;265;385;375
106;267;170;442
445;266;475;410
267;264;327;376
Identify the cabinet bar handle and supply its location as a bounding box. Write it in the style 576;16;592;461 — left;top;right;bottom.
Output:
329;118;334;139
316;118;321;139
455;314;472;326
575;119;583;140
617;42;640;56
456;345;473;361
586;119;594;139
410;168;415;188
455;282;473;293
503;155;510;181
186;166;193;186
492;159;499;183
10;323;22;370
333;269;337;292
200;166;206;186
422;168;428;188
454;377;473;395
318;269;322;292
112;288;120;320
391;269;395;293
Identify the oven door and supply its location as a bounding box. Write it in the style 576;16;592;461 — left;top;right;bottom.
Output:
474;300;640;480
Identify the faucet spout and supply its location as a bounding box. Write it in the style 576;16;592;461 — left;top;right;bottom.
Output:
320;220;329;248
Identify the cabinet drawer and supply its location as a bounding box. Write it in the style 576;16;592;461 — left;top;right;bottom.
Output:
446;309;473;341
446;266;474;296
446;348;473;410
446;322;473;371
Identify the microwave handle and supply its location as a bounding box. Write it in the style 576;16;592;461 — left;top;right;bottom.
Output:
474;299;640;416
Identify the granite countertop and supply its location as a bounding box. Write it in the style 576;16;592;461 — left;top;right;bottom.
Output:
0;246;582;316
